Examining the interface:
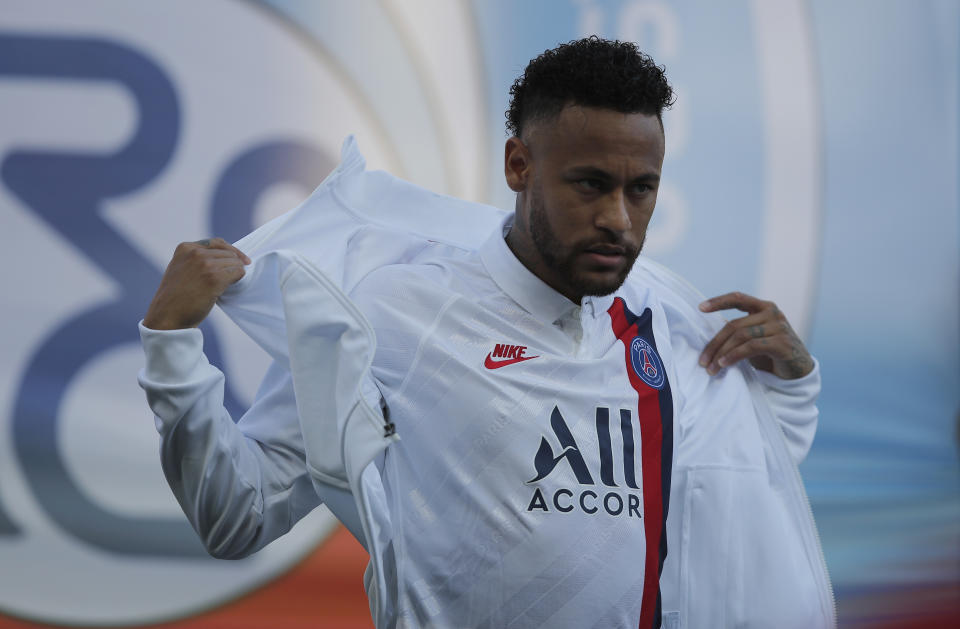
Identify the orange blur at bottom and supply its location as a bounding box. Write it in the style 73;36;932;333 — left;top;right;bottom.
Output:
0;526;373;629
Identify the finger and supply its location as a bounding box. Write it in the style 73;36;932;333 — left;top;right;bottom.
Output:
699;318;741;368
699;291;769;315
699;327;728;369
196;237;251;264
710;312;770;356
715;337;789;371
187;247;243;260
699;311;781;373
712;320;801;375
204;256;248;274
195;258;247;290
191;255;246;275
221;262;247;285
711;325;771;373
699;313;765;367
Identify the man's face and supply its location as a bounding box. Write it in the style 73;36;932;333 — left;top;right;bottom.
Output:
504;105;665;303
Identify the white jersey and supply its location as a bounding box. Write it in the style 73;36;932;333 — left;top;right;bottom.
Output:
138;137;834;629
346;224;676;627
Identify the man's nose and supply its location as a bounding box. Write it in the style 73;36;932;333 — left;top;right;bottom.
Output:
595;191;632;233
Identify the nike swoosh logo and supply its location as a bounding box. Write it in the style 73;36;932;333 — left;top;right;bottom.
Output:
483;353;540;369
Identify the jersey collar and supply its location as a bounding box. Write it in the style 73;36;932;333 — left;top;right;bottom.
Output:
479;215;582;324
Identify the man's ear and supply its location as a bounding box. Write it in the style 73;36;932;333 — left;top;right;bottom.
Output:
504;137;531;192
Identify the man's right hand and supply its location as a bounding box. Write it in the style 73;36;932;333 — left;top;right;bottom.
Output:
143;238;251;330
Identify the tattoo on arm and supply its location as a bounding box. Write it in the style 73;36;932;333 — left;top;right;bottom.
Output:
782;343;812;378
783;356;812;378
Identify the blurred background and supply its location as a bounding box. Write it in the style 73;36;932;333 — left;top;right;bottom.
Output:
0;0;956;627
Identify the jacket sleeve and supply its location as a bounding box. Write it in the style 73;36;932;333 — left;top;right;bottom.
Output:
137;321;321;559
753;359;821;464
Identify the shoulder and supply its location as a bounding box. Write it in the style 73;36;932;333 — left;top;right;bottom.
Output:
349;243;487;331
349;243;495;393
622;257;723;345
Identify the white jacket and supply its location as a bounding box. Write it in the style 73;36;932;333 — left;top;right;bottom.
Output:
139;137;835;628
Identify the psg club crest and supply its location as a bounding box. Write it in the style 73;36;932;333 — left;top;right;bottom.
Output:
630;336;665;390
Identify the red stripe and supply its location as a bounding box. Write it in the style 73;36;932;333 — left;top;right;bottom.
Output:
608;299;663;629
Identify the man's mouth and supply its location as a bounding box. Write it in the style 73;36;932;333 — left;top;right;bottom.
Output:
582;244;628;267
585;244;627;255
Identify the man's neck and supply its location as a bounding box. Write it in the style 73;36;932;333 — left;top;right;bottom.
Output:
503;223;581;305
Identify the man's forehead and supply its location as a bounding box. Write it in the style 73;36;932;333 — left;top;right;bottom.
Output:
523;104;661;138
525;105;665;165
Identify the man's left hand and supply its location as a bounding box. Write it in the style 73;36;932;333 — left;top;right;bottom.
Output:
697;292;814;380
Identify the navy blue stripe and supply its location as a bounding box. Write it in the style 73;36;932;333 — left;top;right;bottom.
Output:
618;300;674;629
596;407;616;486
619;408;639;490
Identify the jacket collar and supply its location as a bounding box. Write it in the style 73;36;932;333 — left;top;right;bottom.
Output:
478;215;583;324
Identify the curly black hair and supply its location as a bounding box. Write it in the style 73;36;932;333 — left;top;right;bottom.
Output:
506;36;674;137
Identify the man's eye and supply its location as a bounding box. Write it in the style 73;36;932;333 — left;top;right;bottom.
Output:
576;179;602;191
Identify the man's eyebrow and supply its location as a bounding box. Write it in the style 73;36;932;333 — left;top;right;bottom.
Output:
565;166;660;183
565;166;613;179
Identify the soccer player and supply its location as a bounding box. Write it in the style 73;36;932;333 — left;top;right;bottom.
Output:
140;38;833;628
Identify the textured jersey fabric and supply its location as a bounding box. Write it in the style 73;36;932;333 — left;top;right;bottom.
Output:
138;136;835;628
341;223;676;627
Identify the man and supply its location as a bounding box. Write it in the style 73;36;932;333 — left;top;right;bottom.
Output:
140;38;833;628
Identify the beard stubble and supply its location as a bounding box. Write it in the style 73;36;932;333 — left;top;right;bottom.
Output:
527;186;643;301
